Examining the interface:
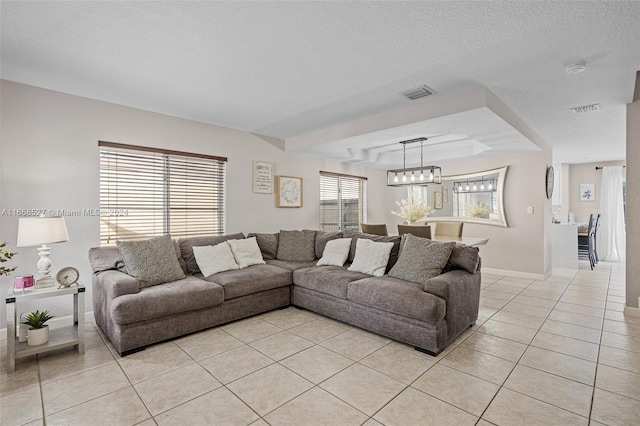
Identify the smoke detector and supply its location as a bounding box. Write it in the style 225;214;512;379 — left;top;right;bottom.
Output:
401;85;436;100
566;62;587;74
571;103;600;114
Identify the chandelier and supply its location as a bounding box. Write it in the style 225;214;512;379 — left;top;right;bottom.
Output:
386;138;442;187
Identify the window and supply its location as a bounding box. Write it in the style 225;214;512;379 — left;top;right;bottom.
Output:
319;171;367;231
99;141;226;245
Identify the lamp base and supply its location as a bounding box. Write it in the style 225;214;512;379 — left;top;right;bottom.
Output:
35;277;54;289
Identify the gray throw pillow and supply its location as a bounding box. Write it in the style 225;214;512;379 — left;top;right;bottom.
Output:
444;245;480;274
117;235;186;288
276;230;317;262
388;234;455;285
248;232;279;260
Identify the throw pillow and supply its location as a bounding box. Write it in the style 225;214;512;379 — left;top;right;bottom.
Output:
444;245;480;274
316;238;352;266
276;230;317;262
347;238;394;277
314;230;343;259
227;237;266;269
343;229;401;272
248;232;279;260
116;235;186;288
192;242;239;277
389;234;455;285
178;233;245;275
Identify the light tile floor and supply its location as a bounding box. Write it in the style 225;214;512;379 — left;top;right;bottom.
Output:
2;261;639;425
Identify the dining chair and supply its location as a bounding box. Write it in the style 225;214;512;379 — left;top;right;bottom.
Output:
434;222;464;237
578;214;597;269
593;213;601;263
361;223;388;236
397;224;432;239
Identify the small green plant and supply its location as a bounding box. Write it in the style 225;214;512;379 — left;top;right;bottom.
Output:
24;310;54;329
0;242;18;276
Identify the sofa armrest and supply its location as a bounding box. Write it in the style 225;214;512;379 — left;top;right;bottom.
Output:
423;269;481;343
96;270;140;298
92;270;139;338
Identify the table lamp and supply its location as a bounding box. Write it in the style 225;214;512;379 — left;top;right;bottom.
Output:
16;217;69;288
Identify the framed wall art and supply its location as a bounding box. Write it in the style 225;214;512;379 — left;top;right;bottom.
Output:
434;191;443;209
253;160;274;194
276;176;303;208
580;183;595;201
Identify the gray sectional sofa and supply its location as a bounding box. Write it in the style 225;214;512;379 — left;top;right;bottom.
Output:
88;229;481;356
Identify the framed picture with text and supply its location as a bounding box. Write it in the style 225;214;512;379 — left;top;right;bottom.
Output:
276;176;303;208
253;161;274;194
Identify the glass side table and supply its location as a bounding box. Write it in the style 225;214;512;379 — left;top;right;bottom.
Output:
5;285;85;372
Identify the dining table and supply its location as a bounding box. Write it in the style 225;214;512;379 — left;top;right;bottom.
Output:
431;236;489;247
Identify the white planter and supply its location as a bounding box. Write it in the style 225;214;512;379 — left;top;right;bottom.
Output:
27;325;49;346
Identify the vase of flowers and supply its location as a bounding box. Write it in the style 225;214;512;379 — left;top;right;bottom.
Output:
467;202;490;218
391;198;433;224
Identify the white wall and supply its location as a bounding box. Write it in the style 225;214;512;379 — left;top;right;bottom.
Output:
567;160;626;224
626;95;640;310
0;80;387;328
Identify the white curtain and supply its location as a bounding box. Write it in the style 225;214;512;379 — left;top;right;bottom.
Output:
598;166;626;262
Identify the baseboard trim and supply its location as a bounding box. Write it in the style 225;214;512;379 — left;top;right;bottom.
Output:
481;267;545;281
0;311;94;341
623;305;640;318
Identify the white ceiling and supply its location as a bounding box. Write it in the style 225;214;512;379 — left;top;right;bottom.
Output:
2;1;639;165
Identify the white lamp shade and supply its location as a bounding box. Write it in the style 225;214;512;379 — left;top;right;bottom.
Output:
16;217;70;247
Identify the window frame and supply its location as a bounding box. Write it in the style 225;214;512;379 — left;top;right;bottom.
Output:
98;141;227;245
319;171;367;232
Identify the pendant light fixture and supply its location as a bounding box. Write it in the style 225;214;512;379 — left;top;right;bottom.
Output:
387;138;442;187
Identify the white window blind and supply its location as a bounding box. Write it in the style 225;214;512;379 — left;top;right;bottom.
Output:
320;171;367;231
99;141;226;245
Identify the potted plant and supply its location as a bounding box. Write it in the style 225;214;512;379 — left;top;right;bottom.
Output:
25;310;54;346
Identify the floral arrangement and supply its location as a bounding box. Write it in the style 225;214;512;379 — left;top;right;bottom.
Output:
0;243;17;276
391;198;433;223
467;202;490;218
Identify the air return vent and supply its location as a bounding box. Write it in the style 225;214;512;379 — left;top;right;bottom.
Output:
402;85;436;100
571;103;600;114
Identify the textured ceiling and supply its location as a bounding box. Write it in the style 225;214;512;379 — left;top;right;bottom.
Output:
2;1;639;165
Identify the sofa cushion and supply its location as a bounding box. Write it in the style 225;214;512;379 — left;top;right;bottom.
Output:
343;229;401;272
116;235;186;288
347;276;446;323
314;231;343;259
444;245;480;274
193;242;239;277
88;246;128;274
179;233;245;275
316;238;352;266
228;237;266;269
293;266;371;299
201;264;292;300
348;239;394;277
110;276;224;325
248;232;279;260
389;235;455;285
277;230;317;262
266;259;318;271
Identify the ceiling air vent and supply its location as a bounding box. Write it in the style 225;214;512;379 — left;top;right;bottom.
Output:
402;85;436;100
571;103;600;114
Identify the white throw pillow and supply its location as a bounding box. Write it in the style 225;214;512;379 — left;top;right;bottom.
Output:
348;238;394;277
227;237;266;269
316;238;352;266
192;242;239;277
